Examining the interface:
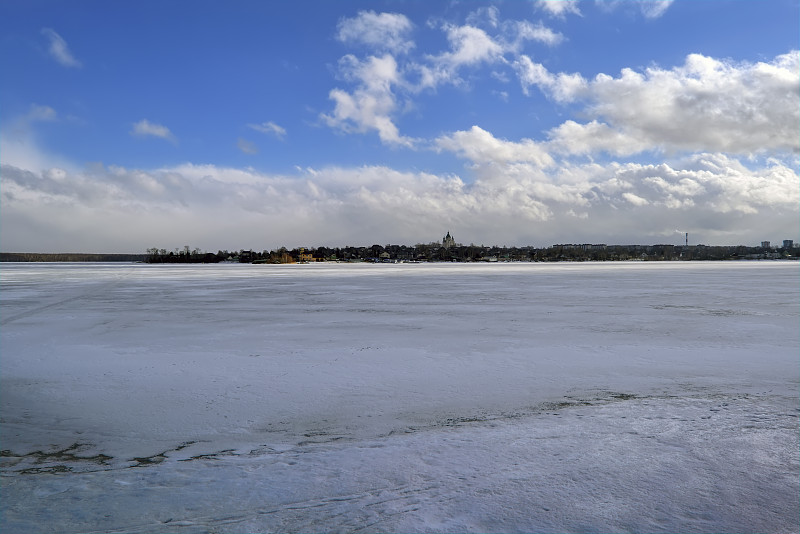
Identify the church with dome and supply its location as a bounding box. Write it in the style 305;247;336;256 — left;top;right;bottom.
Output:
442;231;456;249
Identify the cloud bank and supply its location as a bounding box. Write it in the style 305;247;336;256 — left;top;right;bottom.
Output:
2;150;796;252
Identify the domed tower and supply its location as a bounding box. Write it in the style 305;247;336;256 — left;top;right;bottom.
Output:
442;231;455;249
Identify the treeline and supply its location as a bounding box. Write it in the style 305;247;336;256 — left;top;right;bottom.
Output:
145;247;221;264
145;247;291;264
144;242;798;264
0;252;146;262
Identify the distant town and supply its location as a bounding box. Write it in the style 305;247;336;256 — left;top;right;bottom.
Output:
2;233;798;263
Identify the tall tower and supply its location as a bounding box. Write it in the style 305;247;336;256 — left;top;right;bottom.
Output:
685;232;688;247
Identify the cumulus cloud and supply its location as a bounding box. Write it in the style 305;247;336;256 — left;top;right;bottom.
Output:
516;51;800;156
441;24;505;66
41;28;82;68
546;120;651;157
407;23;508;91
514;55;587;102
435;125;554;167
130;119;176;142
337;11;415;54
248;121;286;139
622;192;650;206
322;54;415;147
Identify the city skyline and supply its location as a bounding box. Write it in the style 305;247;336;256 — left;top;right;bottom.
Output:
1;0;798;253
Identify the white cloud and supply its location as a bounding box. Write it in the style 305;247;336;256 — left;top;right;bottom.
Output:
337;11;415;55
440;24;505;67
130;119;176;142
321;54;415;147
411;24;507;91
546;120;651;157
506;20;564;48
248;121;286;139
466;6;500;29
536;1;582;19
639;0;674;19
435;125;554;167
41;28;81;68
622;192;649;206
595;0;673;19
516;51;800;156
589;51;800;155
339;53;400;91
514;55;587;102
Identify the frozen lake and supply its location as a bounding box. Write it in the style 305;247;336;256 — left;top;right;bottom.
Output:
1;261;798;533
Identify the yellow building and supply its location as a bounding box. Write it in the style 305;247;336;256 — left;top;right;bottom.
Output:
298;247;314;263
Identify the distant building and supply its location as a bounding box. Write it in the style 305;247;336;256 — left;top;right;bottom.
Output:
297;247;314;263
761;241;771;249
783;240;794;249
442;231;456;249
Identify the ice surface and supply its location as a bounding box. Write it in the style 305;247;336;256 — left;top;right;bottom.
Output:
1;261;798;533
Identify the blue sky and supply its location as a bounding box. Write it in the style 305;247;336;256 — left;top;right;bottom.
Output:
1;0;798;252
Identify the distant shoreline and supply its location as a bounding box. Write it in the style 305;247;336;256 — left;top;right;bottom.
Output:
0;253;147;263
1;249;797;263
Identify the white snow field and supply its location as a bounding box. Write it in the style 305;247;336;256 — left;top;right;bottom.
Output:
1;261;797;533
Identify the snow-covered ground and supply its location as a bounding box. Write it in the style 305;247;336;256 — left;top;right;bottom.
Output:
1;261;797;533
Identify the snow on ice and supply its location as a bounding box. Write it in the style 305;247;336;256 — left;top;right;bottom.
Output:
1;261;798;533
